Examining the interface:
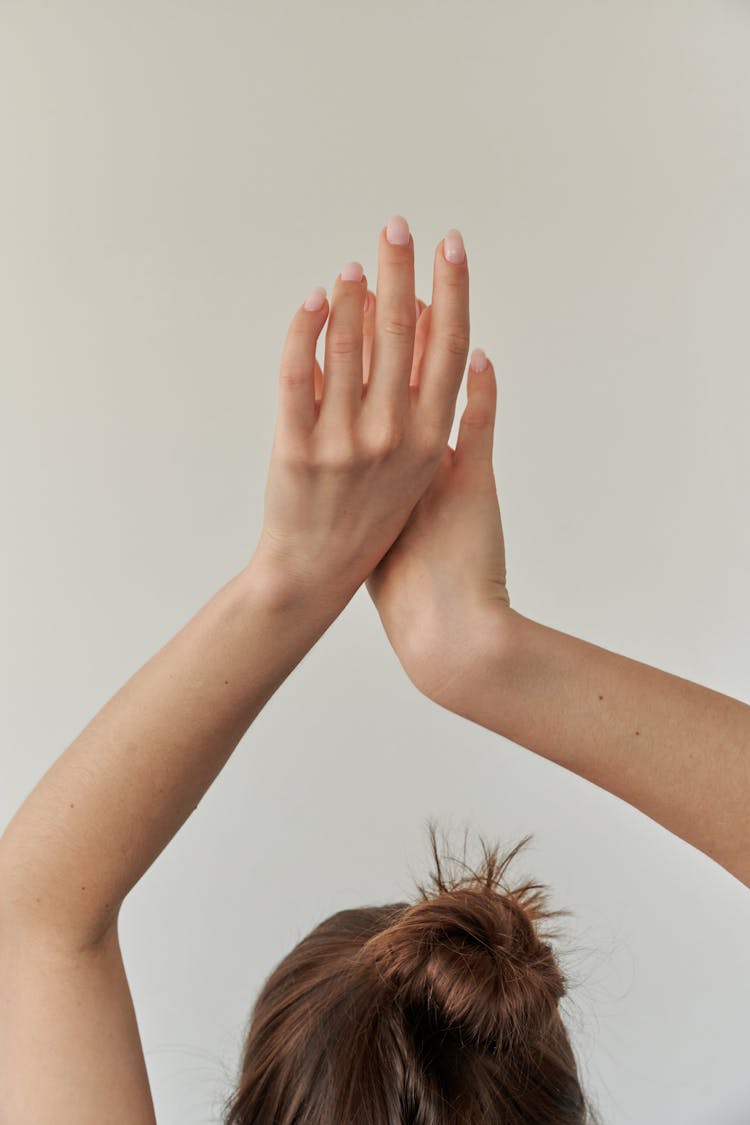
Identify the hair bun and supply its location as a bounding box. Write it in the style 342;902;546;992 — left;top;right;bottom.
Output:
359;830;569;1054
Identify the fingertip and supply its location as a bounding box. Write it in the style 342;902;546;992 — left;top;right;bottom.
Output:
302;286;328;314
443;229;466;266
469;348;489;374
384;214;412;249
434;230;468;274
467;350;496;393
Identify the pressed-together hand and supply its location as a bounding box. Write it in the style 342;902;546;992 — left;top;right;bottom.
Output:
2;223;746;1125
254;216;473;609
365;323;513;706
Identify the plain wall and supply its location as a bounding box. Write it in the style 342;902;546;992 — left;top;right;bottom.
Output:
1;2;749;1122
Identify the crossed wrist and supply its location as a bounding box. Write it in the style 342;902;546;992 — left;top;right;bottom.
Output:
243;545;361;621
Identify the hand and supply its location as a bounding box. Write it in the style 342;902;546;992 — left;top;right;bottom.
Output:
365;340;515;709
252;217;471;610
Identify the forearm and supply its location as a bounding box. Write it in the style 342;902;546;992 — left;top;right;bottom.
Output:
443;608;750;888
0;557;347;949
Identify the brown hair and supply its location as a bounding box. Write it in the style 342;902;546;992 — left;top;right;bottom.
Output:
221;823;602;1124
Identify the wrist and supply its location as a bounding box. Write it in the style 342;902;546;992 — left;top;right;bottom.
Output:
241;543;358;625
425;602;524;717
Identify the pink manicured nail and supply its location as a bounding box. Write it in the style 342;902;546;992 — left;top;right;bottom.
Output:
443;228;466;263
470;348;488;372
386;215;410;245
341;261;364;282
303;286;326;311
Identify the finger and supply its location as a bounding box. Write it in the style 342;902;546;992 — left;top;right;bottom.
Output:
364;290;425;387
409;299;430;388
362;288;375;385
314;357;324;403
363;289;420;387
278;286;329;439
455;349;497;463
366;215;416;412
417;229;470;433
321;260;367;423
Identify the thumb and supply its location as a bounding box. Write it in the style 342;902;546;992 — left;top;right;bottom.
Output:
455;349;497;462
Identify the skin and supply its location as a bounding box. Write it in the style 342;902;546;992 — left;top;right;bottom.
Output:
0;220;472;1123
365;301;750;890
0;217;747;1123
0;223;472;943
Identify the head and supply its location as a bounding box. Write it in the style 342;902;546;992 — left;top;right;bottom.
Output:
221;825;602;1124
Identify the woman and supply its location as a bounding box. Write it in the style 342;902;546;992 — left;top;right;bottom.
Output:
0;216;747;1124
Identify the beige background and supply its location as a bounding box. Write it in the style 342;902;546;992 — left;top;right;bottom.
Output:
2;2;749;1122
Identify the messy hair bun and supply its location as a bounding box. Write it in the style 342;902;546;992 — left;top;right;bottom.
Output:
223;822;601;1125
358;824;570;1055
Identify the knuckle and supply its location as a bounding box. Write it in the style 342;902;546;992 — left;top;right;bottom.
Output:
417;420;447;460
313;440;360;472
363;415;404;458
326;331;360;359
275;435;310;469
439;326;471;359
461;407;492;429
279;365;311;391
381;317;413;341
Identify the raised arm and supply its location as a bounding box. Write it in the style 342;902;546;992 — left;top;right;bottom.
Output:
366;343;750;890
445;607;750;887
0;218;472;953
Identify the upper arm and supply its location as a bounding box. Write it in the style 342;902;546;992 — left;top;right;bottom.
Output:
0;920;157;1125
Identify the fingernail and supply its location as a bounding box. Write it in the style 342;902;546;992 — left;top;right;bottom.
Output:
443;228;466;264
386;215;410;246
341;260;364;282
303;286;326;311
470;348;488;372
